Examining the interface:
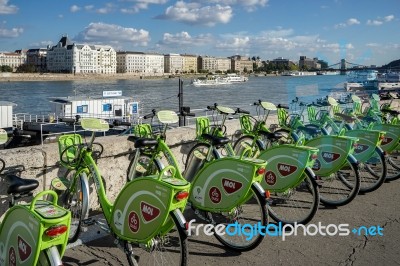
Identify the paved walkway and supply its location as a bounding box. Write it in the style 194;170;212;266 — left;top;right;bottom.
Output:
63;178;400;265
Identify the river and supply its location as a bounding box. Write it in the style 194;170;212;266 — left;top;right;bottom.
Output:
0;75;347;116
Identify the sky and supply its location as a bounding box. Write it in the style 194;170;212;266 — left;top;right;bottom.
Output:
0;0;399;67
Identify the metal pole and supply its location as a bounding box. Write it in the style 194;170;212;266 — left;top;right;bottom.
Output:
178;78;183;126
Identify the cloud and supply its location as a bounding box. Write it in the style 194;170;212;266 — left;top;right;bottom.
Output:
384;15;394;22
74;22;150;46
334;18;360;28
0;0;18;14
121;0;168;13
205;0;268;12
158;31;214;48
216;36;250;50
70;5;80;13
367;14;395;26
96;3;116;14
0;26;23;38
367;19;383;26
156;1;233;26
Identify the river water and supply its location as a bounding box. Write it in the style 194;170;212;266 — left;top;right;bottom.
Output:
0;75;347;116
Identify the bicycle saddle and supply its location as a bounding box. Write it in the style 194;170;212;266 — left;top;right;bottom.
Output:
128;136;158;148
202;134;230;146
297;125;321;136
334;113;357;123
6;175;39;195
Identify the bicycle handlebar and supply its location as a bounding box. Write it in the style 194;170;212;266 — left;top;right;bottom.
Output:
235;108;250;114
143;109;156;120
277;104;289;109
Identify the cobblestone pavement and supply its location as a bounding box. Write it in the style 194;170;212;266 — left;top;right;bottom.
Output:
64;178;400;266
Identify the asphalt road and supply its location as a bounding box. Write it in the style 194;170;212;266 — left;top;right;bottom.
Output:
63;177;400;266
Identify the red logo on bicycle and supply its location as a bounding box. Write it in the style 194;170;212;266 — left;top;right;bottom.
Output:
17;236;32;262
321;152;340;163
381;137;393;145
9;247;16;266
209;187;221;203
140;202;160;222
312;159;321;171
222;178;243;194
128;211;140;233
265;171;277;185
277;163;298;176
354;144;369;154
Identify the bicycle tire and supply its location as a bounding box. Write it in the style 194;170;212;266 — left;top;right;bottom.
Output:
358;147;387;193
232;136;259;158
37;246;63;266
125;212;188;266
318;160;360;207
127;152;160;182
59;169;88;243
208;186;268;251
385;150;400;181
273;129;295;145
0;158;5;173
268;169;320;225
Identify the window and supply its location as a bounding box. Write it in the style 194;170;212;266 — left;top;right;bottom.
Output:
103;103;112;112
77;105;88;113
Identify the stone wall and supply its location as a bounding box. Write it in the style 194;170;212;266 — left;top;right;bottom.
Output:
1;117;279;218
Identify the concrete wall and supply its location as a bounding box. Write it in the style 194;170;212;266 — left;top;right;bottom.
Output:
1;117;279;218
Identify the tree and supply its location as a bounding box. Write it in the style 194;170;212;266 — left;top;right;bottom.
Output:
0;65;13;72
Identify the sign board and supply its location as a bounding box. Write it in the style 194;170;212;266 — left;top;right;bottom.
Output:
132;102;139;114
103;91;122;97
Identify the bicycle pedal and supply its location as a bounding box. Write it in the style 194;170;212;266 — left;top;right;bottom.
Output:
82;218;96;226
51;177;69;191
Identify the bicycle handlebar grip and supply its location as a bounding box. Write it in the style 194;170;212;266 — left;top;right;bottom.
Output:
277;104;289;109
236;108;250;114
186;112;196;117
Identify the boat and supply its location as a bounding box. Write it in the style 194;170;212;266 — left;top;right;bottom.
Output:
344;70;379;91
281;71;317;76
191;75;231;86
377;72;400;91
224;73;249;82
317;71;340;75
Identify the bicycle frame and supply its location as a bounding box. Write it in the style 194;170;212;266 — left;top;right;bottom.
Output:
0;129;71;265
58;118;190;246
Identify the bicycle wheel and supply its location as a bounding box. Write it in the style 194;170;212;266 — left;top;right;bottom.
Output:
268;169;319;225
358;147;387;193
0;158;5;173
59;170;88;243
37;246;63;266
232;136;259;158
386;150;400;181
207;186;267;251
127;152;160;182
124;214;188;266
273;129;294;145
318;160;360;206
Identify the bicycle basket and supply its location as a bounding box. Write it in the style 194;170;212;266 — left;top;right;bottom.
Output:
239;115;254;134
196;117;211;138
58;134;83;169
132;124;153;138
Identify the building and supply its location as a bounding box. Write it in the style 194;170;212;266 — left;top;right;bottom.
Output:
230;55;253;73
0;50;27;71
197;56;217;73
216;57;231;73
46;36;116;74
181;54;198;73
164;53;183;74
299;56;321;70
26;48;47;72
116;51;164;75
270;57;296;69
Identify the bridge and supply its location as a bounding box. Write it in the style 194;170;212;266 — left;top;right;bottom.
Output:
326;59;374;74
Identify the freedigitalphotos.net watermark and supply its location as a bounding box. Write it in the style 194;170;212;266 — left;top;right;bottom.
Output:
187;220;384;241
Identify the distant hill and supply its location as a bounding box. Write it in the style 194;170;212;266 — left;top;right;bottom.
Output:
380;59;400;70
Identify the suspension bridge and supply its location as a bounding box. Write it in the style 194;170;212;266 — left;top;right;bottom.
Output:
327;59;373;74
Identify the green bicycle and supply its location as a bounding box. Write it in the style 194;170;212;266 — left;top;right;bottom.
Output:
127;109;269;251
274;101;361;207
232;100;320;225
0;128;71;265
53;117;191;266
306;97;387;193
